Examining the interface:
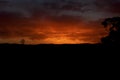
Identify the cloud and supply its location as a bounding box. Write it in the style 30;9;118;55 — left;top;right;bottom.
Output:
1;0;119;19
0;10;105;44
0;0;119;44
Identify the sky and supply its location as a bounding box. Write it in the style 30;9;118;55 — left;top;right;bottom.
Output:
0;0;120;44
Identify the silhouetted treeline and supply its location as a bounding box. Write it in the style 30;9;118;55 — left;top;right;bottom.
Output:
101;17;120;45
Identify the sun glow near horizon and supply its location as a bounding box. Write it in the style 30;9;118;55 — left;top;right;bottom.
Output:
45;37;81;44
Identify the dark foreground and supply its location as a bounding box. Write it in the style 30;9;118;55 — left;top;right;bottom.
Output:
0;43;119;52
1;43;119;59
0;44;119;70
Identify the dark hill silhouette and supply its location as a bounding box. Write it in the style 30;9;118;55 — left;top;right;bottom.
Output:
0;43;119;69
0;43;119;53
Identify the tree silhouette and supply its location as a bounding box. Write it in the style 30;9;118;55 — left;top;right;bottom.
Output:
101;17;120;45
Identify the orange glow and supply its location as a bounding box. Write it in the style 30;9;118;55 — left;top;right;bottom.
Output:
28;21;105;44
45;37;83;44
0;16;106;44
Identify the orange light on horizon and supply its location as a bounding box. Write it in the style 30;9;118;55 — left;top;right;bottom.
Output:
0;18;106;44
44;37;86;44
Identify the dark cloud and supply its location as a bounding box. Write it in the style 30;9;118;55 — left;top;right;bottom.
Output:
1;0;119;19
0;0;119;44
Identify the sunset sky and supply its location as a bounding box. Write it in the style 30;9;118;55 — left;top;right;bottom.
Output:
0;0;120;44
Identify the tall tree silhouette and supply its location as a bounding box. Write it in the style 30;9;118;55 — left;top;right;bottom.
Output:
101;17;120;45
